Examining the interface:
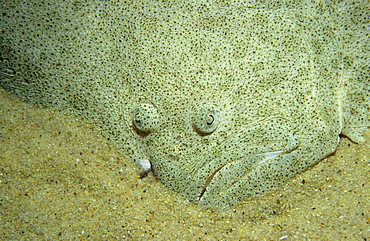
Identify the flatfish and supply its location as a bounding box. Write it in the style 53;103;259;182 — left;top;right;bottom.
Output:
0;0;368;208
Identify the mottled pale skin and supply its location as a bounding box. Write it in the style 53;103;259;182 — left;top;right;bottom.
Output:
1;1;369;209
129;4;368;208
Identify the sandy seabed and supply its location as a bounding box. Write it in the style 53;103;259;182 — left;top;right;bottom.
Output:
0;89;369;240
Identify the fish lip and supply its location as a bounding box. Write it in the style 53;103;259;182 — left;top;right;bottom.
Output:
198;163;227;200
197;150;294;202
187;117;300;202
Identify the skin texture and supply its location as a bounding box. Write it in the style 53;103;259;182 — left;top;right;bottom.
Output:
1;1;369;209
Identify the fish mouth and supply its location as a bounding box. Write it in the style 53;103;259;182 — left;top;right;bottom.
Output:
198;151;285;199
185;116;300;206
197;149;296;203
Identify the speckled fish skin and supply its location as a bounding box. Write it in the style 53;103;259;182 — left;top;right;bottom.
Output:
0;1;369;209
133;4;368;208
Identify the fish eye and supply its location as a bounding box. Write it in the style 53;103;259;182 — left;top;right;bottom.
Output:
193;105;219;135
132;103;159;135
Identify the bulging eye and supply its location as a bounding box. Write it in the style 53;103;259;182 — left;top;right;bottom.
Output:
132;103;159;135
193;105;220;135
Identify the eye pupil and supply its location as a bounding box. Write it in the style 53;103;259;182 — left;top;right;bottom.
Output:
134;113;141;123
206;114;214;125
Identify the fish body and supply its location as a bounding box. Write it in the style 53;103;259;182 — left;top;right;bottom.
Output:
1;1;368;208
